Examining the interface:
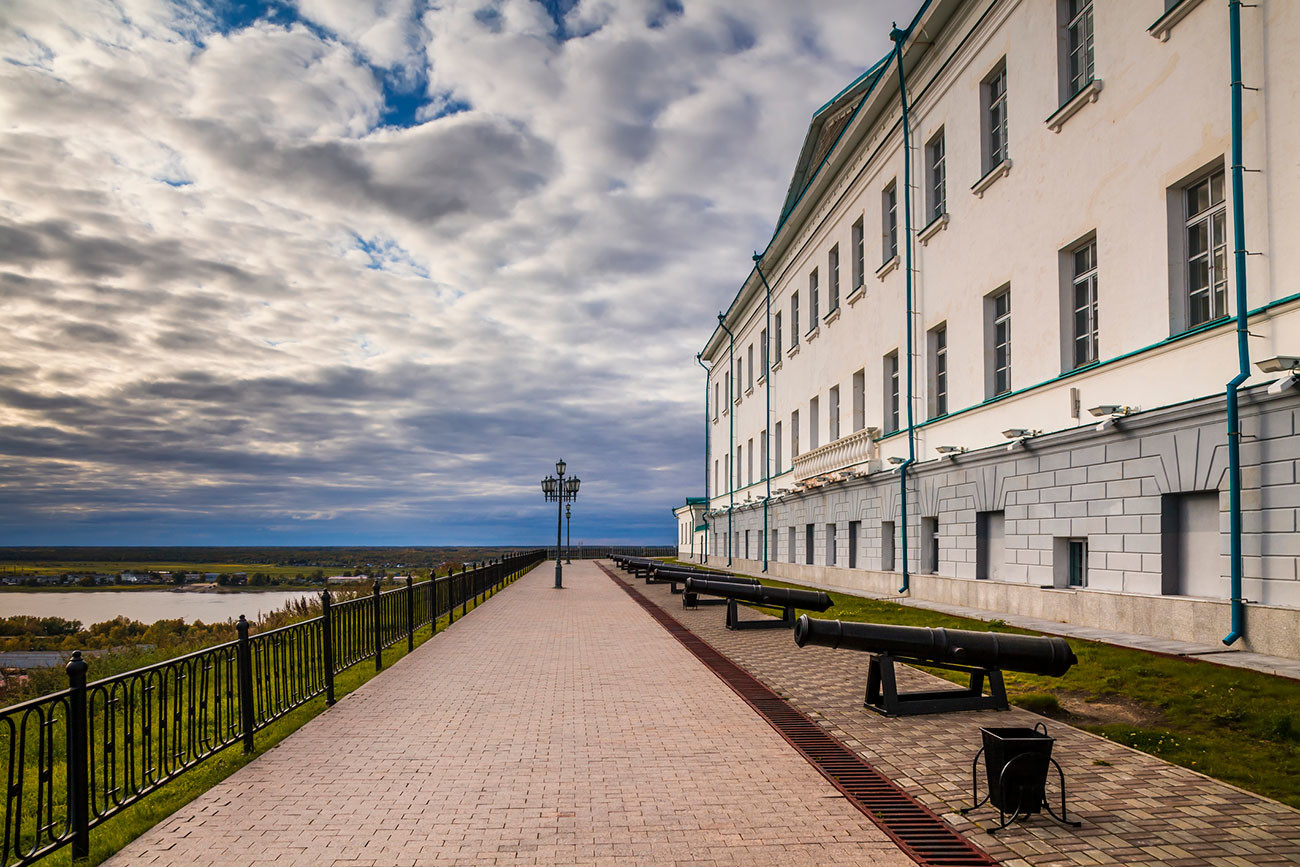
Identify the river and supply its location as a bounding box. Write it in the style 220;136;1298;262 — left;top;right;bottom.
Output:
0;590;315;626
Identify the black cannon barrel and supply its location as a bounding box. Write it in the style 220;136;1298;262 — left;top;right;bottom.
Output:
685;579;833;612
794;616;1077;677
656;568;760;585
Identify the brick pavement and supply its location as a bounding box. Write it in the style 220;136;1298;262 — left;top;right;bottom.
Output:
106;561;912;866
616;564;1300;866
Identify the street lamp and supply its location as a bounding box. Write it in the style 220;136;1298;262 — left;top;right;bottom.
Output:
540;459;580;588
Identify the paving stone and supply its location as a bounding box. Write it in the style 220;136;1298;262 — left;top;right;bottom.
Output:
106;562;909;866
617;563;1300;866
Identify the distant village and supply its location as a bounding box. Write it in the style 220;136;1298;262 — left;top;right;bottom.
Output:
0;568;431;589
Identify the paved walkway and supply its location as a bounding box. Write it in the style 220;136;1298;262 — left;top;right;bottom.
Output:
618;565;1300;866
108;561;911;866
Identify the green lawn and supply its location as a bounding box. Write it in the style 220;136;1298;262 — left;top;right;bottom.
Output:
659;559;1300;808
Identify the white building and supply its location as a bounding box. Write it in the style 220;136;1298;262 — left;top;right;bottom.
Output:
685;0;1300;659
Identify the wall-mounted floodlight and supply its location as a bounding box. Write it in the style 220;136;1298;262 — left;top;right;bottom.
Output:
1088;404;1138;431
935;445;967;455
887;456;907;465
1002;429;1040;451
1257;356;1300;395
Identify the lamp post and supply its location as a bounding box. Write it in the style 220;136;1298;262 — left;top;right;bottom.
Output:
564;503;573;564
540;459;580;588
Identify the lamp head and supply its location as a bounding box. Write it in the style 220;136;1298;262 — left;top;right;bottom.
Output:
1002;428;1031;439
541;476;556;495
935;445;966;455
1256;356;1300;373
555;459;566;476
887;456;906;466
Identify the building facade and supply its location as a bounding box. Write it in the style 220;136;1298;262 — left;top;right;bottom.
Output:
685;0;1300;658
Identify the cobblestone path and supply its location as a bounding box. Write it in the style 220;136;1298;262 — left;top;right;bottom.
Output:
610;562;1300;866
107;561;911;866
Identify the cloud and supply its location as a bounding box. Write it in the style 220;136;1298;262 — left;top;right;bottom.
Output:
0;0;918;544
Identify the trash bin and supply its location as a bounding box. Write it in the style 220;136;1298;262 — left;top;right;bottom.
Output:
980;725;1055;815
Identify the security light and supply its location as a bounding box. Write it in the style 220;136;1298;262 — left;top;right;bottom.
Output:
935;445;967;455
1002;428;1033;439
887;456;906;465
1256;356;1300;373
1268;373;1299;396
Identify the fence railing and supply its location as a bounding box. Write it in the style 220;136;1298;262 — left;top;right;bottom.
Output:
0;549;545;867
548;546;676;560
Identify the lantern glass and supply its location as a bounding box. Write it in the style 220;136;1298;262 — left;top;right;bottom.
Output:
569;477;581;494
556;459;566;476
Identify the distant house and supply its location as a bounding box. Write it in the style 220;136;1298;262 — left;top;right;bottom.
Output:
327;575;365;584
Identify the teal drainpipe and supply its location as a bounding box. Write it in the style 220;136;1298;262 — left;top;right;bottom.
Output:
1224;0;1251;645
717;313;736;566
754;256;775;573
890;23;917;595
696;353;711;563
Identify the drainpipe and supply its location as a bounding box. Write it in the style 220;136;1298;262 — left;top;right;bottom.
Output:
1223;0;1251;645
696;353;711;564
891;23;918;595
717;313;736;566
754;257;775;574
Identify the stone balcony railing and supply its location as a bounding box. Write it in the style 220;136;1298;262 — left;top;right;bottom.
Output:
791;427;880;482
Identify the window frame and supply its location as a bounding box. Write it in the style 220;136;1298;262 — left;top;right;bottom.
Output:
926;129;946;224
828;245;840;312
1067;237;1099;369
1184;168;1228;329
851;217;865;290
1062;0;1096;101
808;268;819;328
882;180;899;264
829;384;841;441
981;60;1009;172
986;286;1012;398
928;323;948;418
884;350;900;433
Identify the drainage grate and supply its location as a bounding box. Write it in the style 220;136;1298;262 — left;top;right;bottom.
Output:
599;563;998;867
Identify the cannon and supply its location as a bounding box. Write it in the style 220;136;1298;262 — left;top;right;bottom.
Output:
685;578;834;630
674;573;761;606
652;565;753;594
794;616;1078;716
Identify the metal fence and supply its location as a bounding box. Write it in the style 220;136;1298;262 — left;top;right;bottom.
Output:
0;549;545;866
548;546;676;560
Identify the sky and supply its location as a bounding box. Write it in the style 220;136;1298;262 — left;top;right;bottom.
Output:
0;0;917;546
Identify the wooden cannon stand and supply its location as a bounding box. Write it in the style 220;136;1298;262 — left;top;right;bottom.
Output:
864;652;1010;716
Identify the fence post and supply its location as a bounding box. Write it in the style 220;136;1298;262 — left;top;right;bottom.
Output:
447;569;455;624
405;575;415;652
66;651;90;860
236;616;255;754
432;574;440;632
321;591;336;706
461;565;468;617
371;578;384;671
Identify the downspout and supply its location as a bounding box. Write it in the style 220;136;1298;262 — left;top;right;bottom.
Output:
1223;0;1251;645
696;353;711;564
754;257;775;574
891;23;917;595
717;313;736;566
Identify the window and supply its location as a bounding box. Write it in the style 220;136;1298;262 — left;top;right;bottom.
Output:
724;453;730;493
1185;169;1227;327
884;351;900;433
744;530;750;560
829;385;841;441
828;245;840;311
774;421;783;473
826;523;837;566
788;527;796;564
852;368;865;432
735;445;742;488
848;520;860;568
808;396;820;450
1063;0;1095;99
982;60;1009;171
805;523;815;565
713;382;719;421
1070;239;1099;368
921;517;939;574
791;410;799;457
851;217;865;289
881;521;896;571
771;529;778;562
791;292;800;344
808;268;819;326
746;344;754;390
975;510;1005;580
987;287;1011;397
774;312;783;358
760;328;768;374
746;438;753;486
714;459;719;493
883;181;898;263
725;370;731;406
1067;539;1087;587
926;129;946;223
760;430;767;481
928;324;948;417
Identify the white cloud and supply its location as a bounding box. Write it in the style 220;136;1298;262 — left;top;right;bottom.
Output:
0;0;918;543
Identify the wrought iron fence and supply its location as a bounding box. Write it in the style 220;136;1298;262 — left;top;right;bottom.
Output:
0;549;545;866
548;545;676;560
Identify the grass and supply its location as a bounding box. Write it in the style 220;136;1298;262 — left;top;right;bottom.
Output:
24;564;536;866
659;559;1300;808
